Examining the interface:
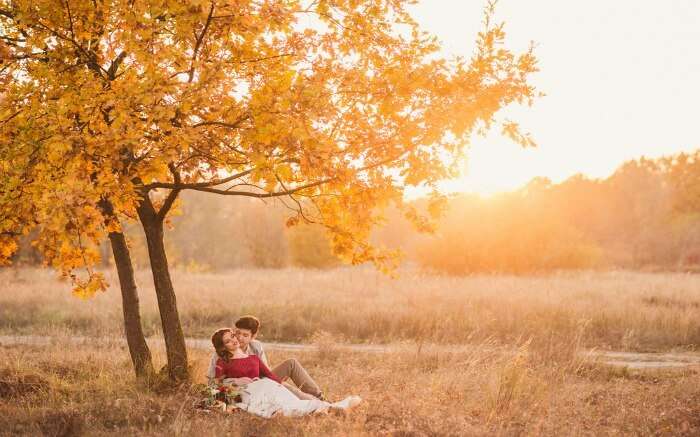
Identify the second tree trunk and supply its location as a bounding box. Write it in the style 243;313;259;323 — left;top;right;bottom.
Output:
137;196;189;382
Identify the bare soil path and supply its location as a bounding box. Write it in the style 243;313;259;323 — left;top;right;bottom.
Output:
2;334;699;370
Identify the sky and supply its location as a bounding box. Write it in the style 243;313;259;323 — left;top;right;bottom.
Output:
407;0;700;195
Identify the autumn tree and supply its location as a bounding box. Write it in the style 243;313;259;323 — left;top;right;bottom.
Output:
287;222;339;268
664;151;700;266
0;0;538;382
667;151;700;213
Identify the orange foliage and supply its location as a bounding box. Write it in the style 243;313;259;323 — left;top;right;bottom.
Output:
0;0;538;294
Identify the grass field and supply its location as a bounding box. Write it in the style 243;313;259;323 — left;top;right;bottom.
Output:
1;267;700;352
1;267;700;435
1;340;698;436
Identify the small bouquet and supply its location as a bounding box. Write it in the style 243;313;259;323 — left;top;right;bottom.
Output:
197;383;244;412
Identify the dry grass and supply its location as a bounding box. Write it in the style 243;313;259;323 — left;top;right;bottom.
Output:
0;340;698;436
2;267;700;352
2;265;699;435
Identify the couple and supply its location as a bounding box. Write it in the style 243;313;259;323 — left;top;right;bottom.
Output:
208;315;360;418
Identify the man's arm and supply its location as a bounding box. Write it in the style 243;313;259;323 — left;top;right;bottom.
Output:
256;356;282;383
250;340;270;368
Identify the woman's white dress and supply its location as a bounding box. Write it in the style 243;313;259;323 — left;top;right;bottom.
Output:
235;378;361;418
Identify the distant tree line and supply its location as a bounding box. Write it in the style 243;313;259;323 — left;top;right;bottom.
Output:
11;192;339;271
11;151;700;274
414;151;700;274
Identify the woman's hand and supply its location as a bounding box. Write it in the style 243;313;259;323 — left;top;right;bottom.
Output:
231;377;254;386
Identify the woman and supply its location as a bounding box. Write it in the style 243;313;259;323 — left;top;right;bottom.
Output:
210;327;361;418
211;327;283;385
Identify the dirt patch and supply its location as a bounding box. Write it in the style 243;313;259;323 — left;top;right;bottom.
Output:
0;369;49;399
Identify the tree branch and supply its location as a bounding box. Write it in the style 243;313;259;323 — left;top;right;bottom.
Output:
146;149;406;199
186;177;332;198
1;110;22;125
191;113;250;129
34;20;108;78
146;167;255;190
5;52;49;61
144;155;301;191
273;172;318;224
233;53;295;64
156;163;182;221
107;51;127;79
0;9;15;19
0;35;26;43
188;2;215;83
63;0;75;38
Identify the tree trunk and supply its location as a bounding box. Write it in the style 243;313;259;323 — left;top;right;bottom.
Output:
108;230;156;382
98;198;155;382
137;195;189;382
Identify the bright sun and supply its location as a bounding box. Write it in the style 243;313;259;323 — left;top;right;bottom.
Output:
408;1;700;198
446;144;535;196
435;134;551;197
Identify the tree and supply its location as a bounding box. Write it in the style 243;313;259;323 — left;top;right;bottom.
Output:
667;151;700;214
0;0;538;382
665;151;700;267
287;222;339;268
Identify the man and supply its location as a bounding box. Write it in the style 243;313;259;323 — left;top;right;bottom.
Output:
206;315;325;401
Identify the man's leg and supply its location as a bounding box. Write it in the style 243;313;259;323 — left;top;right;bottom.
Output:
282;382;317;400
272;358;322;398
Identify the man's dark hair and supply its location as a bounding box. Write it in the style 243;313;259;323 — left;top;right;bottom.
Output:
235;315;260;335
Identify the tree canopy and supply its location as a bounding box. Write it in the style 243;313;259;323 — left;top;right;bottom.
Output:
1;0;537;293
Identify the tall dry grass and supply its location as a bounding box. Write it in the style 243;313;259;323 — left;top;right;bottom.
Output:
1;340;698;436
3;267;699;435
1;267;699;352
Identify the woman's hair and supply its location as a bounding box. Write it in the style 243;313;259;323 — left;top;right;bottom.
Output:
211;328;234;362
